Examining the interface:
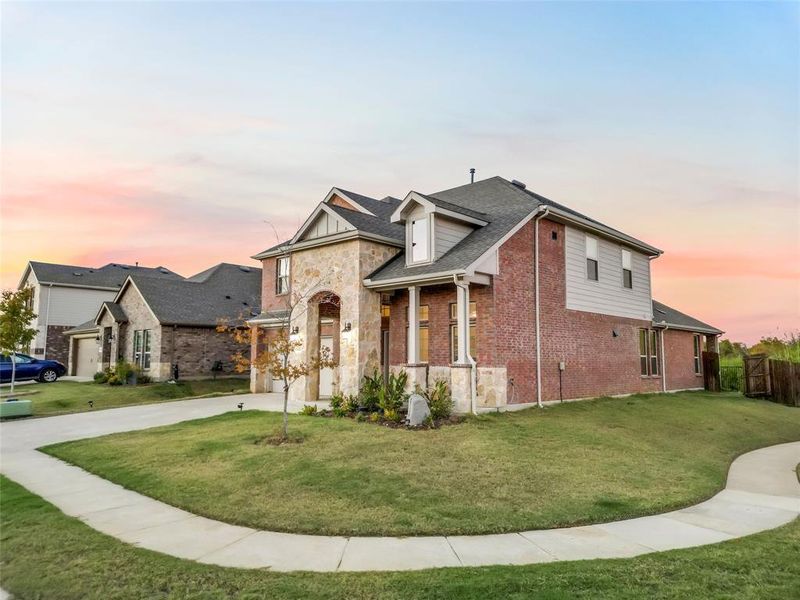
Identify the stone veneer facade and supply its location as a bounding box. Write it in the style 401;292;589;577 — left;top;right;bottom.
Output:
259;238;399;403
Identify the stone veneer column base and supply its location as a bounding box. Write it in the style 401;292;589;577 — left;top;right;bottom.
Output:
476;367;508;408
450;364;473;414
401;364;428;393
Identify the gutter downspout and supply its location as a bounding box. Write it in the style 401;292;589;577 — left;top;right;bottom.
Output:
534;206;550;408
660;321;669;393
42;283;53;359
453;275;477;415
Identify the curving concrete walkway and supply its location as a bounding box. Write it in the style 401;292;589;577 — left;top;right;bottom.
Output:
1;394;798;572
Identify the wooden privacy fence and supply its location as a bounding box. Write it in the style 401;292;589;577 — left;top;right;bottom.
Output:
742;355;799;407
768;359;800;407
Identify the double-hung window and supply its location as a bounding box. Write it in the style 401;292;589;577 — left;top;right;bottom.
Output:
133;330;152;369
276;257;290;295
693;334;702;375
449;301;477;363
586;236;599;281
639;328;659;376
622;249;633;289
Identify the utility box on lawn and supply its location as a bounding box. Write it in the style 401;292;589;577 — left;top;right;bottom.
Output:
0;399;33;418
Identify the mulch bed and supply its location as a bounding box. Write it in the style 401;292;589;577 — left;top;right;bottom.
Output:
313;410;463;429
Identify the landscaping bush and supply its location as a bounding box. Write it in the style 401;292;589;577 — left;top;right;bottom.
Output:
107;375;122;386
343;393;360;413
379;370;408;415
424;379;453;420
114;361;135;385
359;371;383;412
93;371;108;384
300;404;318;416
329;393;348;417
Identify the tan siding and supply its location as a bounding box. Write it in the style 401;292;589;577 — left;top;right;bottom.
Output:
434;216;473;259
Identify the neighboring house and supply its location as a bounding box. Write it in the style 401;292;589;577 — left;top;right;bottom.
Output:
250;177;722;412
65;263;261;381
16;261;183;367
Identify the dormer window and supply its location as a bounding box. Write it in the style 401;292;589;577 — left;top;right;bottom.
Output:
410;216;430;263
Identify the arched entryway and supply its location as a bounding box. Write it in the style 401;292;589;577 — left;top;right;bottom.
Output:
304;291;341;402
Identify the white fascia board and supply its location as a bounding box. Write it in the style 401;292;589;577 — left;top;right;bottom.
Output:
16;263;34;290
546;207;662;256
290;203;356;245
390;191;434;223
652;321;724;335
464;208;542;276
324;187;376;216
259;230;403;260
363;268;467;290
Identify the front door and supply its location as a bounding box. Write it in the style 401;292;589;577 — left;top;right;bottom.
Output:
319;335;334;398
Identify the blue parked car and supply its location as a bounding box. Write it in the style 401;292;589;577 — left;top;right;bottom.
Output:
0;353;67;384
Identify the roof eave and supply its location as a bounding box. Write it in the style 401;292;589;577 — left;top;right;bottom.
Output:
546;207;663;256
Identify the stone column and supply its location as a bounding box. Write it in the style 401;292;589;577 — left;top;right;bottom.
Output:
450;364;473;413
303;300;321;403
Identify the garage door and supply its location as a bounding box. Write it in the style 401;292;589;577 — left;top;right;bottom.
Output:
75;338;98;378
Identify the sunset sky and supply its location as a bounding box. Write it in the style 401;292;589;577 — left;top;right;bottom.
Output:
1;2;797;344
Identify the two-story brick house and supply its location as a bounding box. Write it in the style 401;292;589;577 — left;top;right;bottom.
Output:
249;177;722;412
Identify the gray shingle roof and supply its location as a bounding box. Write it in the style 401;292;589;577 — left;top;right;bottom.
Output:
412;192;489;221
335;188;401;221
27;261;183;289
327;204;405;242
652;300;723;335
64;319;100;335
100;301;128;323
128;263;262;327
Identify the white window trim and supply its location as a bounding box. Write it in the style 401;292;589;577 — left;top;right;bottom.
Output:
622;248;633;290
586;235;599;282
406;213;434;266
276;256;290;296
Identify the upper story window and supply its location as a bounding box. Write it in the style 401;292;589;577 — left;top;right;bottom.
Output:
586;236;599;281
622;249;633;289
276;257;290;295
410;217;430;263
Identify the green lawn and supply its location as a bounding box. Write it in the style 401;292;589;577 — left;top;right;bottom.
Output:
0;379;249;417
1;475;798;600
45;391;800;536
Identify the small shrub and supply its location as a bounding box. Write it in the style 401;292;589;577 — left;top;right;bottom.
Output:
115;360;134;384
355;412;366;422
300;404;318;416
359;372;383;412
425;379;453;420
107;375;122;386
369;411;380;423
137;372;152;385
93;371;108;384
329;393;345;410
344;394;360;413
383;408;401;423
380;370;408;414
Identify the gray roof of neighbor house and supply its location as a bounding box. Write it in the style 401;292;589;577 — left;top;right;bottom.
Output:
99;301;128;323
25;261;183;290
116;263;262;327
64;319;100;335
652;300;723;335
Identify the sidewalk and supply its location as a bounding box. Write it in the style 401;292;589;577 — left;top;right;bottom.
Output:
1;394;797;572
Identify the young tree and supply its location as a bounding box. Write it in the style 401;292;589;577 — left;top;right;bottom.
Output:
0;288;38;394
218;287;339;441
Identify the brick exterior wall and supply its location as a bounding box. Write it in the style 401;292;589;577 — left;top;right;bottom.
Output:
45;325;72;364
386;218;706;404
663;328;705;391
160;325;248;379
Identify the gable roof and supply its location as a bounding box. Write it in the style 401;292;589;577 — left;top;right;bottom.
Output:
22;261;183;290
366;177;661;285
98;300;128;323
64;319;100;336
116;263;262;327
652;300;723;335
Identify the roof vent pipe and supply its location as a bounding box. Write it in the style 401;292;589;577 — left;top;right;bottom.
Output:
469;168;475;183
511;179;526;189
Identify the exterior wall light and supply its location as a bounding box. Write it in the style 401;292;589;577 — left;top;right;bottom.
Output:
291;326;300;335
343;321;352;332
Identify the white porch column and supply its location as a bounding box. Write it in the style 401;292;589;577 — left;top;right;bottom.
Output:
455;281;470;364
407;285;420;364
